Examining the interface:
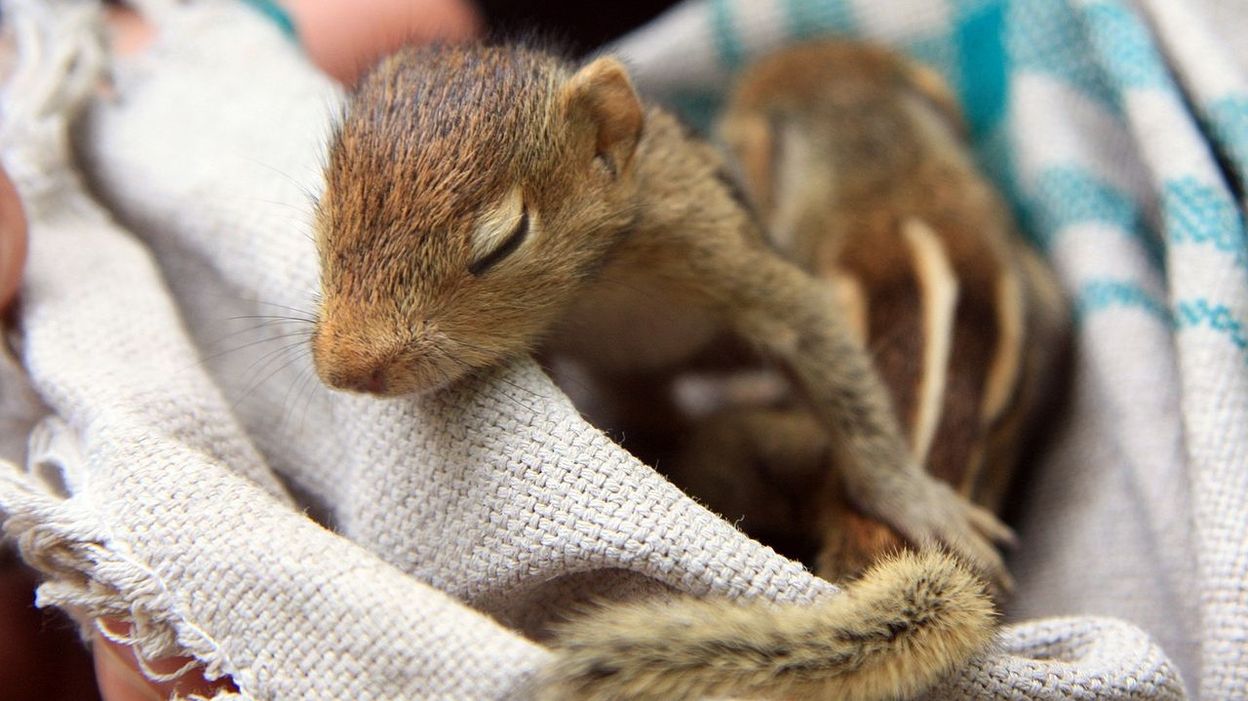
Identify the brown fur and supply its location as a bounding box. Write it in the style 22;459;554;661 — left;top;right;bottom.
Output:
314;44;635;394
537;550;997;701
678;40;1071;588
312;41;1008;699
313;41;1012;580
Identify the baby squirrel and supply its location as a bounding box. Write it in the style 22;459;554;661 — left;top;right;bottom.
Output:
311;42;1000;699
669;41;1069;586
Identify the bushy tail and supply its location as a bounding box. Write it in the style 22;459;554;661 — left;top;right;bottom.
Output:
536;550;995;701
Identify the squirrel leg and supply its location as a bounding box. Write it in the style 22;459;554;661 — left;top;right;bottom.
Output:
705;245;1016;591
668;407;828;561
669;405;916;586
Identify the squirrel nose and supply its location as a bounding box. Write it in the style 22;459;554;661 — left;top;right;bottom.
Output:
345;364;388;394
315;344;394;394
367;369;386;393
312;319;406;395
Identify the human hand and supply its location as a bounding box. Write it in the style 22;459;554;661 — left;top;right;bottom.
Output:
288;0;482;84
0;164;26;312
0;171;102;700
0;148;231;701
94;620;236;701
107;0;482;84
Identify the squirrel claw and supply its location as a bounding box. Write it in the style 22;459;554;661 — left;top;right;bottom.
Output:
967;502;1019;549
855;476;1016;596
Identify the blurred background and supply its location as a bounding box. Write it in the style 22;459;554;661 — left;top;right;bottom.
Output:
477;0;678;55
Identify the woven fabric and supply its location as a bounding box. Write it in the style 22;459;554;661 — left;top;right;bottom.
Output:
1;0;1240;698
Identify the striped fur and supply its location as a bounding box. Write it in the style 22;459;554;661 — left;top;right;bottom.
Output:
701;40;1070;583
537;550;996;701
903;218;959;466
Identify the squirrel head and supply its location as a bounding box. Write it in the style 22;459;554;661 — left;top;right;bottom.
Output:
716;40;968;249
312;44;643;396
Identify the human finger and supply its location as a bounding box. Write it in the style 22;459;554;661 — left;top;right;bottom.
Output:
0;166;28;312
284;0;483;84
94;619;236;701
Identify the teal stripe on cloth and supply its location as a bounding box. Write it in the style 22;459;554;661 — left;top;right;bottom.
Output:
1075;283;1248;361
1163;177;1248;268
1027;167;1165;271
709;0;746;69
1008;0;1120;115
781;0;856;40
1175;298;1248;354
1075;278;1170;323
241;0;299;43
1205;96;1248;193
668;91;724;133
953;0;1009;137
953;0;999;12
1083;0;1171;90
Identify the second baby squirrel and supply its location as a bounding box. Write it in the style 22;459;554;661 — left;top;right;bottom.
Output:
668;41;1070;588
311;42;1001;699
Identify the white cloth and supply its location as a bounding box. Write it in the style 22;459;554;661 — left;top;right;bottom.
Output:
0;0;1227;698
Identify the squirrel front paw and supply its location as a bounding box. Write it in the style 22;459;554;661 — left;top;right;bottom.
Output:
840;473;1017;595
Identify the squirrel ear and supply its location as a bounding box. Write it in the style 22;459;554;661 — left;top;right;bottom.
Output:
562;56;643;175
